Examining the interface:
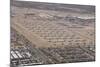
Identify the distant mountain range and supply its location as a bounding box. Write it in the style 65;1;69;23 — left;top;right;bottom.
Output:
11;0;95;14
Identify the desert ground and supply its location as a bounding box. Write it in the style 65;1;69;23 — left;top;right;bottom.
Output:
10;0;95;67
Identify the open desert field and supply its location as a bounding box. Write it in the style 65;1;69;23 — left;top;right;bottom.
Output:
10;0;95;67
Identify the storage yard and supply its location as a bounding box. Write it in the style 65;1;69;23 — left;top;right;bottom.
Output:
10;0;95;67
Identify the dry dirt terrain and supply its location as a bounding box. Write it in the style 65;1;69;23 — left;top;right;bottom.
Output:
10;0;95;67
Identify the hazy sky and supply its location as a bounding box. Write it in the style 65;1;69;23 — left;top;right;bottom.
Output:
18;0;95;5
